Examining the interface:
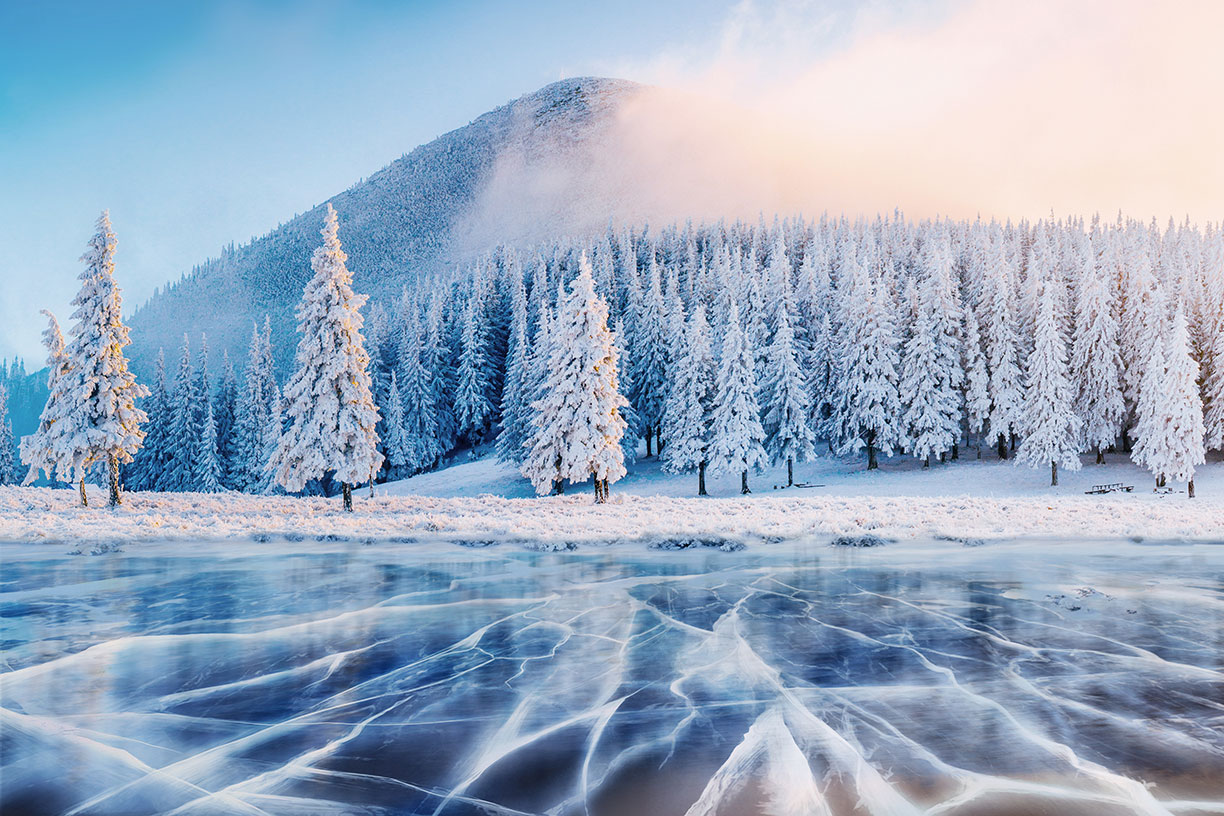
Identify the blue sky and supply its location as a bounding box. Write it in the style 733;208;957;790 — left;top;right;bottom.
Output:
0;0;746;361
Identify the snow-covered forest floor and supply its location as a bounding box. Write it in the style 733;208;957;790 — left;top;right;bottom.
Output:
2;449;1222;548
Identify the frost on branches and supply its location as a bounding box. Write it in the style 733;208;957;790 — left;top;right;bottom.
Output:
1017;276;1082;486
521;255;628;501
271;204;383;510
22;212;148;506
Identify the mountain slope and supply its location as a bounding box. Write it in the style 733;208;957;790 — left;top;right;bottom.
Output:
127;77;643;376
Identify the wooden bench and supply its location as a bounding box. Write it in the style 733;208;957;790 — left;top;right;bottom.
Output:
1084;483;1133;494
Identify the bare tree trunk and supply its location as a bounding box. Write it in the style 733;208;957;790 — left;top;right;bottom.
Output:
108;454;121;507
645;429;653;458
698;461;708;496
868;443;878;471
554;479;564;495
1095;446;1104;465
369;467;375;499
342;482;353;512
1188;479;1195;499
1050;461;1058;487
79;476;88;507
786;458;794;487
923;454;931;469
1157;474;1166;489
997;434;1008;460
740;470;750;495
951;443;959;461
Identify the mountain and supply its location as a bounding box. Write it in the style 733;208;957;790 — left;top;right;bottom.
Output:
126;77;645;376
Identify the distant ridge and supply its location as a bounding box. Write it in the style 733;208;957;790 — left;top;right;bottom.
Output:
127;77;643;376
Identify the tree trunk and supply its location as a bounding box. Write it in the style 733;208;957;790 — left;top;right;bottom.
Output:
645;429;653;458
342;482;353;512
868;443;878;471
655;425;664;455
997;434;1008;460
786;458;794;487
108;454;121;507
79;476;88;507
1188;479;1195;499
1050;460;1058;487
594;478;605;504
369;467;375;499
923;455;931;469
741;470;750;495
1157;474;1166;489
698;461;708;496
1095;446;1104;465
554;479;564;495
951;444;959;461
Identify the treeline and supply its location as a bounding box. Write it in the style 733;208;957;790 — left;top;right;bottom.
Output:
115;212;1223;497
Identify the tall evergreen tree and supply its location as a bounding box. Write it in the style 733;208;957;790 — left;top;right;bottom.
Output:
629;257;668;456
232;320;276;492
454;289;494;444
0;385;16;485
761;301;816;485
32;212;148;505
163;336;199;492
495;271;531;465
399;309;442;473
709;302;767;494
1144;308;1206;496
383;371;409;480
128;349;170;492
522;257;628;501
1071;254;1125;462
662;305;716;495
214;351;239;486
962;305;991;457
980;225;1024;458
19;310;70;485
272;204;383;511
1017;278;1082;486
194;399;224;493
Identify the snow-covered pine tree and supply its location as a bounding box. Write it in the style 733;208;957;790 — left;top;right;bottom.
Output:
128;349;170;492
398;308;441;473
33;212;148;505
424;294;458;454
1017;276;1082;485
454;288;494;444
0;385;15;485
662;305;716;495
383;371;409;480
521;256;628;501
19;310;70;484
272;204;383;511
495;269;531;464
1130;281;1170;482
980;224;1024;458
899;229;963;466
214;351;239;487
194;399;224;493
629;257;668;456
163;336;198;492
962;305;991;457
761;300;816;486
1143;308;1206;497
1071;250;1125;463
232;320;276;492
256;384;284;496
708;301;767;494
832;240;902;469
1205;314;1224;451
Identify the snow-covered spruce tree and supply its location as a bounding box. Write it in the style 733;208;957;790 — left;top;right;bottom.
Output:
424;295;458;455
708;301;767;494
1071;252;1125;463
521;256;628;502
232;319;277;492
899;230;963;467
629;257;668;456
383;371;409;480
454;291;494;445
1143;308;1206;497
495;270;531;465
1130;281;1170;483
398;309;442;473
962;305;991;457
194;399;224;493
1205;316;1224;452
19;310;70;484
662;305;716;495
762;301;816;486
127;349;170;492
832;241;902;470
0;385;15;485
31;212;148;505
214;351;239;487
980;224;1024;458
272;204;383;511
1017;277;1082;486
163;336;198;492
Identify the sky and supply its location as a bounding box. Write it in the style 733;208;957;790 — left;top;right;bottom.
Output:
2;0;1221;362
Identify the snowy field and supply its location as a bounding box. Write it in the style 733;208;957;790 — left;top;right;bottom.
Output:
2;451;1222;548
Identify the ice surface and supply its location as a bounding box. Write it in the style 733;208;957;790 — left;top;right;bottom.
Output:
2;539;1222;815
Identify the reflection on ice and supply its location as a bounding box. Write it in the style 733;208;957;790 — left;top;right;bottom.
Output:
1;541;1222;815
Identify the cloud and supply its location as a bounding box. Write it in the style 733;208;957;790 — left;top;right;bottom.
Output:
591;0;1224;225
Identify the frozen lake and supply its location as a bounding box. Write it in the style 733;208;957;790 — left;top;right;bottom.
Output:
1;539;1222;816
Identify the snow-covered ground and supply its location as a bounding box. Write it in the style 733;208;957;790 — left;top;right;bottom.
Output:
2;450;1222;547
